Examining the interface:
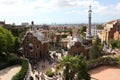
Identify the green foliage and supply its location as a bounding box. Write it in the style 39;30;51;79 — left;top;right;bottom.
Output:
4;25;28;42
57;55;90;80
0;55;22;70
117;42;120;48
0;55;28;80
45;69;54;77
109;39;120;52
88;57;119;70
89;37;102;59
117;56;120;66
96;25;103;29
13;37;21;53
0;26;15;54
110;39;118;50
61;34;67;38
79;26;86;38
79;26;86;34
76;56;90;80
49;32;55;45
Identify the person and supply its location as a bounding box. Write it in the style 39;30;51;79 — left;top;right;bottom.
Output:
41;72;45;80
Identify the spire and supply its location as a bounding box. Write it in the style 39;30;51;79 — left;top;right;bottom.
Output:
86;5;92;40
88;5;92;36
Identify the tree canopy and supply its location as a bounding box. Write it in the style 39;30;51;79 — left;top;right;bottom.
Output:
110;39;120;52
0;26;15;54
96;25;103;29
89;36;102;59
56;55;90;80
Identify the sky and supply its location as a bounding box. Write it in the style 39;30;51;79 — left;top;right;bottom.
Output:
0;0;120;25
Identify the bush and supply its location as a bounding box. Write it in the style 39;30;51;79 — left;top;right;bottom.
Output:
45;69;54;77
0;55;28;80
88;57;119;70
0;56;22;70
117;56;120;66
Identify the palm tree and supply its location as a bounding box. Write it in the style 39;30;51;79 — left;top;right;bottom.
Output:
56;55;90;80
56;55;77;80
76;56;90;80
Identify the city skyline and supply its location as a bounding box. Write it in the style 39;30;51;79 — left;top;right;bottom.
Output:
0;0;120;25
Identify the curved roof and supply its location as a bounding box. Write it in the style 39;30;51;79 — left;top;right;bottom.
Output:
32;31;45;41
23;30;48;44
67;36;82;49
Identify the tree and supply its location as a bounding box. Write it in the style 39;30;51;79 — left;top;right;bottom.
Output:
76;56;90;80
79;26;86;38
13;37;21;53
49;32;55;45
61;34;67;38
109;39;118;52
89;36;102;59
56;55;90;80
0;26;15;54
56;55;77;80
96;25;103;29
80;26;86;33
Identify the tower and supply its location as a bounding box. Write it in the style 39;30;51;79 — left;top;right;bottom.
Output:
86;5;92;40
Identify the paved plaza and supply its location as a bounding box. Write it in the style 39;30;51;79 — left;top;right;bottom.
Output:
0;66;21;80
89;66;120;80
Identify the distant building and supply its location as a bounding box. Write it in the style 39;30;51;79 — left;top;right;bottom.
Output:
86;25;103;37
100;19;120;43
39;29;49;40
114;20;120;40
67;36;89;57
61;36;72;50
0;21;5;26
67;27;90;57
21;22;29;27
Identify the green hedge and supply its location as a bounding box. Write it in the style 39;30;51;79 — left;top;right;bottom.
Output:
12;59;28;80
0;55;28;80
88;57;119;70
0;56;22;70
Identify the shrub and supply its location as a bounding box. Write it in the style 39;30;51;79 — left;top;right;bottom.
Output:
45;69;54;77
88;57;119;70
0;56;22;70
0;55;28;80
117;56;120;66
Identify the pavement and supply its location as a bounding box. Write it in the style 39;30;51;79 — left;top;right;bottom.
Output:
26;51;65;80
89;66;120;80
0;65;21;80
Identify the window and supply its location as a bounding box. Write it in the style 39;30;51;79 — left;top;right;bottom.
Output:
37;45;39;48
36;53;37;57
29;46;33;50
34;39;35;42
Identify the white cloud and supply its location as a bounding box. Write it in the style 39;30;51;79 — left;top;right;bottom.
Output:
116;3;120;10
0;0;120;24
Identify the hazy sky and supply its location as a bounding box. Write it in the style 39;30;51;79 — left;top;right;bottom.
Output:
0;0;120;24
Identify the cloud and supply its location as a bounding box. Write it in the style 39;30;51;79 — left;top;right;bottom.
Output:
116;3;120;10
0;0;120;24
